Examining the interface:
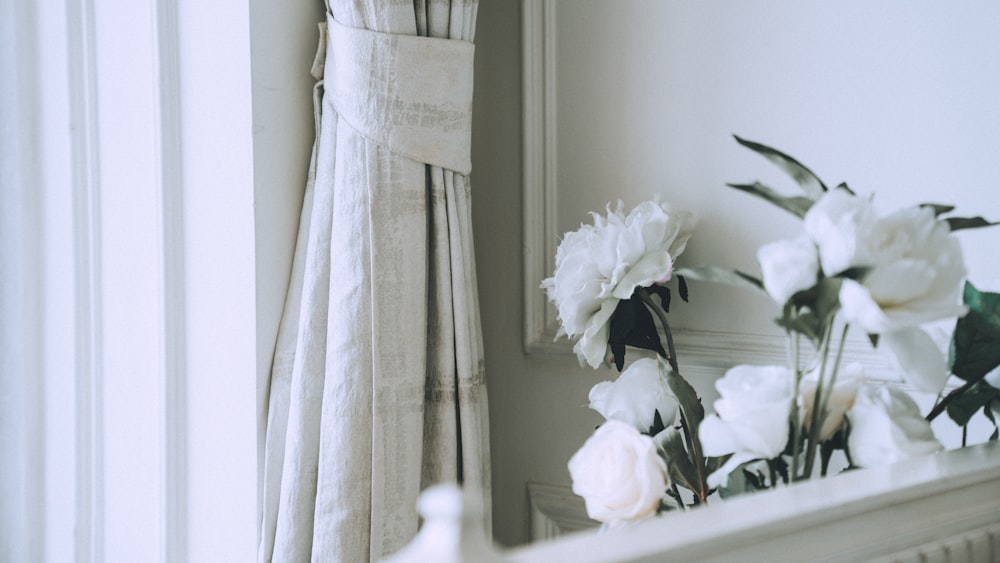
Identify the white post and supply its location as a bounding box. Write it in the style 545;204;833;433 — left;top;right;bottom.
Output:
380;484;505;563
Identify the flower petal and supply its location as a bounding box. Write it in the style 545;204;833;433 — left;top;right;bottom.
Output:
881;327;950;393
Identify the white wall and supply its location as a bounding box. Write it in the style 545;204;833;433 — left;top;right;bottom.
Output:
249;0;325;523
473;0;1000;546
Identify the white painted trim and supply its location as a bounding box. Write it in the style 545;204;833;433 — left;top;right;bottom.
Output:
66;0;104;559
522;0;559;355
526;482;596;542
508;442;1000;562
151;0;187;559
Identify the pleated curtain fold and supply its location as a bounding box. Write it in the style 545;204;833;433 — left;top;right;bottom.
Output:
257;1;490;561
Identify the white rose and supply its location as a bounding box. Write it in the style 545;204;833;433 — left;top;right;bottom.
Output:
846;384;943;468
588;357;678;432
837;204;967;334
805;189;967;392
568;420;668;527
803;188;879;276
799;362;863;442
756;236;820;303
541;200;695;368
699;365;794;488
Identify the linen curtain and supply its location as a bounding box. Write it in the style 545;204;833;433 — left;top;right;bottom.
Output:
258;1;490;561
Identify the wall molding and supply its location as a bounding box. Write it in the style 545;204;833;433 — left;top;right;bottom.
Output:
520;0;902;383
521;0;559;357
526;482;597;542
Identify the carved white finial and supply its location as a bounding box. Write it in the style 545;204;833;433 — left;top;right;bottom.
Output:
380;483;504;563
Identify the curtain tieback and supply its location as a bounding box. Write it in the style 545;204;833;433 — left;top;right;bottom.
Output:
323;14;475;175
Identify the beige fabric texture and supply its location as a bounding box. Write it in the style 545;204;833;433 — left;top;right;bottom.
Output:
258;1;490;561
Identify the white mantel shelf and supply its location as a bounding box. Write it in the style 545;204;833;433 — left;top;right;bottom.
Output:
506;441;1000;562
385;435;1000;563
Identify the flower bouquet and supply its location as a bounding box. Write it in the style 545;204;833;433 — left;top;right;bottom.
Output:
544;136;1000;529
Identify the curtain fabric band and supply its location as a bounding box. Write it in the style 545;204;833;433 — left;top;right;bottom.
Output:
324;14;476;175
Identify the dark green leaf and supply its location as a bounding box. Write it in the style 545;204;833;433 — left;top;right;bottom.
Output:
985;401;998;425
774;311;823;345
648;284;671;314
608;294;667;370
648;409;666;437
732;135;828;198
990;427;999;442
951;282;1000;381
663;361;705;430
834;266;870;281
834;182;856;196
945;382;999;427
868;333;879;348
726;182;815;218
768;457;790;485
704;454;731;476
674;265;767;296
677;275;689;302
741;468;765;491
920;203;956;216
946;216;999;232
654;427;700;495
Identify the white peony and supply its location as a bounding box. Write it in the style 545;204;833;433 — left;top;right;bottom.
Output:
699;365;794;488
799;362;864;442
542;200;695;369
846;384;943;468
756;236;820;304
567;420;668;527
588;357;678;432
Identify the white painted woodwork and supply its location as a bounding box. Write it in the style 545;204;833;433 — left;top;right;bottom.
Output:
386;442;1000;562
508;441;1000;562
3;0;316;559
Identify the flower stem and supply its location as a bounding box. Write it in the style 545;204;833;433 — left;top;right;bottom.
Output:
926;377;980;422
636;287;680;374
788;309;802;482
637;286;708;504
801;322;848;480
801;323;833;480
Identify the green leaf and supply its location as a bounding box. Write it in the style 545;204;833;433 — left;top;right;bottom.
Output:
726;182;815;218
920;203;956;216
834;182;856;196
674;265;767;296
704;454;731;476
654;427;700;495
733;135;828;198
662;360;705;430
950;282;1000;381
946;216;999;232
774;311;823;345
946;382;999;427
661;359;713;499
813;276;845;323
